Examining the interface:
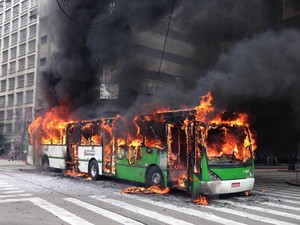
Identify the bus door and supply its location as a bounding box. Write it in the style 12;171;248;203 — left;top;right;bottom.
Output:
66;123;81;171
102;119;115;175
167;123;189;190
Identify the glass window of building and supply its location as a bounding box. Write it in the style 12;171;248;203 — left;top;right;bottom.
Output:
20;28;26;42
29;24;36;38
18;58;25;71
3;36;9;48
0;96;5;107
21;0;28;12
12;19;18;31
29;8;36;22
40;57;46;66
15;108;22;118
7;94;14;106
6;123;12;134
10;47;17;59
21;14;27;27
0;27;2;37
16;92;23;105
41;35;47;44
25;90;33;103
8;77;15;90
0;111;4;121
0;14;2;24
9;61;16;73
25;107;32;119
5;9;11;21
28;39;35;53
31;0;37;8
14;0;20;4
0;3;3;13
2;50;8;62
11;32;17;45
4;23;10;35
0;80;6;92
2;64;7;76
6;0;12;7
26;72;34;86
19;43;26;56
13;5;19;17
7;110;13;120
27;54;34;68
17;75;24;88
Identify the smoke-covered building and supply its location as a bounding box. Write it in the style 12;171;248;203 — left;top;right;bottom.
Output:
1;0;300;157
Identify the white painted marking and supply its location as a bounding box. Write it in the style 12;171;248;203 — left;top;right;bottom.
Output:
261;202;300;212
30;197;94;225
0;197;35;203
0;188;19;191
0;193;32;198
115;193;246;225
253;191;300;202
3;190;25;194
65;197;143;225
268;197;300;206
0;185;13;188
219;200;300;220
91;195;194;225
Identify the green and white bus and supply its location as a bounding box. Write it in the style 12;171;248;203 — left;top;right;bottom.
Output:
28;109;255;196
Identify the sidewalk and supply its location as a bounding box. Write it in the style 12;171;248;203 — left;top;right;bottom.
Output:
0;157;37;170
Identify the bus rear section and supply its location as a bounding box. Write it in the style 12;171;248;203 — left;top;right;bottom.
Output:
193;124;255;195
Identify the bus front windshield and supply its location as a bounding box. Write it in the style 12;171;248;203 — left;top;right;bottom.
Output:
206;125;252;166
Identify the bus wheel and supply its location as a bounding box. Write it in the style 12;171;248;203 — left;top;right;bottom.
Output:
89;160;99;180
42;156;49;172
146;166;164;188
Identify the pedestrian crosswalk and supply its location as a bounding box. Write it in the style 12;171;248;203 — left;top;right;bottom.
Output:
0;174;299;225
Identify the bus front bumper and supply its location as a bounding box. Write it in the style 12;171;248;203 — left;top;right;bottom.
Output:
199;178;255;195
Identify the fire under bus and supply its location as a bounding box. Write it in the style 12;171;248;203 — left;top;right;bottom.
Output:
29;109;255;196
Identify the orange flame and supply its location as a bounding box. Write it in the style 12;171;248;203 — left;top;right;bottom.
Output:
193;196;208;205
120;185;170;194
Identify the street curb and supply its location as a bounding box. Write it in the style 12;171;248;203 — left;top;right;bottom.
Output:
286;180;300;187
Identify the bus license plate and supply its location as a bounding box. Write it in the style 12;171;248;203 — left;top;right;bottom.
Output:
231;182;240;188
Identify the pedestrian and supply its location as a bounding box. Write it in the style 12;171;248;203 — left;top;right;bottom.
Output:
8;148;15;161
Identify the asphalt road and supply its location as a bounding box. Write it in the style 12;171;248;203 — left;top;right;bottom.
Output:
0;160;299;225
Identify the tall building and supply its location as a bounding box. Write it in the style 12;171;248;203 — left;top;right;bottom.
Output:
0;0;38;153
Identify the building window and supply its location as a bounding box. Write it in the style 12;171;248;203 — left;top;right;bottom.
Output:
29;24;36;38
0;96;5;107
0;14;3;24
0;80;6;92
15;108;22;119
31;0;37;8
6;0;12;7
16;92;23;105
41;35;47;44
8;78;15;90
3;36;9;48
5;9;11;21
19;43;26;56
27;54;35;68
18;58;25;71
9;61;16;73
25;90;33;103
40;57;46;66
0;111;4;121
7;110;13;120
20;28;26;42
21;0;28;12
7;94;14;106
6;123;12;134
28;39;35;53
0;3;3;13
12;19;18;31
26;72;34;86
2;50;8;62
1;64;7;76
17;75;24;88
4;23;10;35
13;5;19;17
21;14;27;27
10;47;17;59
25;107;32;119
11;33;18;45
29;8;36;22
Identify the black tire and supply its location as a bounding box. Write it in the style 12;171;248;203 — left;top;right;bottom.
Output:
88;160;99;180
146;166;164;188
42;156;50;172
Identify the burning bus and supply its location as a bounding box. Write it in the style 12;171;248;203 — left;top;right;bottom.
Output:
27;94;256;196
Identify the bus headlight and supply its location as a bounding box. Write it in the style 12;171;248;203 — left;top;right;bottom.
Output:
209;171;221;181
247;170;253;178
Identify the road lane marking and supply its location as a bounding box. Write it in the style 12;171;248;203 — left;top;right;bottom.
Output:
30;197;94;225
261;202;300;212
0;188;19;191
0;193;32;198
91;195;194;225
115;193;247;225
3;190;25;194
65;197;143;225
218;200;300;220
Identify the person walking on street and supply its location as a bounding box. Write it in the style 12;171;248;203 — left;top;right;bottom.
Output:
8;148;15;161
